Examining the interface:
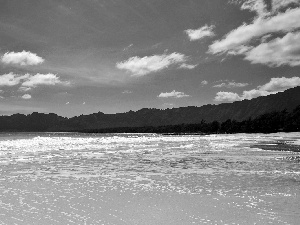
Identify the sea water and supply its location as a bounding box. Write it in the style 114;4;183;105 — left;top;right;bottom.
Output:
0;132;299;225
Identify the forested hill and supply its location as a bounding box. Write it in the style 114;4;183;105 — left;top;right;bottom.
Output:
1;86;300;132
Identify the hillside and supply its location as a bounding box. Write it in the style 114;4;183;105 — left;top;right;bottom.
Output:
0;86;300;131
60;86;300;130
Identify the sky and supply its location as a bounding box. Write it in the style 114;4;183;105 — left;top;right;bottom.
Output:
0;0;300;117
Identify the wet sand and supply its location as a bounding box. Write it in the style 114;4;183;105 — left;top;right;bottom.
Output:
0;133;299;224
1;173;299;225
251;140;300;153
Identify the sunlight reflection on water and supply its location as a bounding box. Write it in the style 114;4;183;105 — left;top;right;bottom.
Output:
0;133;299;224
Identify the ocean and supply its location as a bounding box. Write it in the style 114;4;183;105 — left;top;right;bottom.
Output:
0;132;299;225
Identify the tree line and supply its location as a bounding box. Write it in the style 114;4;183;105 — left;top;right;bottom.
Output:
0;105;299;133
83;105;300;134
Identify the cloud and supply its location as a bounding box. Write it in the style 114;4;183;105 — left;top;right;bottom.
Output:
18;87;32;92
21;94;32;99
158;90;190;98
209;7;300;55
116;53;188;76
66;102;70;105
272;0;300;11
241;89;271;99
245;32;300;66
0;73;30;86
185;25;215;41
123;44;133;51
0;72;68;88
178;63;198;69
215;91;242;101
258;76;300;91
214;76;300;101
21;73;69;88
238;0;269;16
209;1;300;67
122;90;132;94
201;80;208;85
213;81;249;88
1;51;44;66
239;0;300;15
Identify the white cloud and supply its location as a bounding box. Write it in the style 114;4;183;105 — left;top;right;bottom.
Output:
214;76;300;101
215;91;242;101
235;0;300;16
185;25;215;41
0;72;69;89
21;94;32;100
272;0;300;12
209;2;300;67
21;73;68;88
258;76;300;92
228;45;253;56
18;87;32;92
201;80;208;85
0;73;29;86
240;0;268;16
209;7;300;55
158;90;190;98
116;53;188;76
245;32;300;66
1;51;44;66
241;89;271;99
213;81;249;88
66;102;70;105
123;44;133;51
178;63;198;69
122;90;132;94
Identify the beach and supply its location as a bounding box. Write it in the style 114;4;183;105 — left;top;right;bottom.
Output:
0;133;299;224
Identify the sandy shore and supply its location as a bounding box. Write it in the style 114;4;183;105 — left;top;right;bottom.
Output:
1;133;300;224
1;173;299;225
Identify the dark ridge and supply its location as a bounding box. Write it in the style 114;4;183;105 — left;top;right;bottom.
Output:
82;105;300;134
0;86;300;132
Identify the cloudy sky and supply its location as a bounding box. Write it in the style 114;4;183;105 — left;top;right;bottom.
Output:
1;0;300;117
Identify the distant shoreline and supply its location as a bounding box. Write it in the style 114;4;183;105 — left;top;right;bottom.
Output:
0;103;299;134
